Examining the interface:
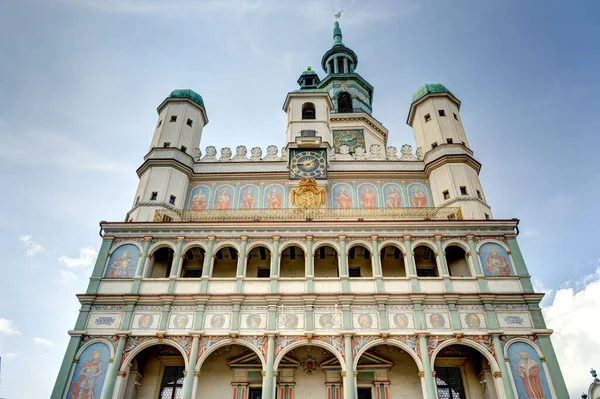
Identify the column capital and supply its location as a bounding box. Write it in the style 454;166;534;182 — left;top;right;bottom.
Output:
370;235;379;240
434;234;443;240
118;371;127;377
465;234;475;240
207;236;216;241
143;236;153;241
402;235;411;240
305;235;314;240
272;235;281;241
240;235;248;240
504;233;518;239
338;235;347;240
176;236;185;241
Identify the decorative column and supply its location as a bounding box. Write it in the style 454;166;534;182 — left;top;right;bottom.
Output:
231;382;248;399
466;234;488;292
448;301;461;330
403;235;420;293
434;235;452;292
276;382;295;399
200;236;215;294
536;334;569;398
374;381;390;399
270;235;281;293
50;335;83;399
344;333;356;399
490;334;516;399
306;235;314;293
343;57;349;73
159;302;171;331
339;235;349;293
377;300;389;331
182;334;200;399
132;236;152;294
371;235;384;293
505;234;534;293
263;334;276;399
86;235;114;294
333;57;339;73
235;236;248;293
418;334;436;399
100;334;127;399
168;236;185;293
326;382;342;399
231;301;241;332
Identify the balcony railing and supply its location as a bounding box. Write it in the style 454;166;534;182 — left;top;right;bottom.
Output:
153;207;462;223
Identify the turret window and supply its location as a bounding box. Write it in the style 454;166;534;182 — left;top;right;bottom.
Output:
424;113;431;122
438;110;446;117
337;91;353;113
157;120;162;128
170;115;177;122
460;186;468;195
302;103;316;120
169;195;176;205
431;142;438;149
443;190;450;200
163;142;171;147
150;192;158;201
181;145;187;153
446;138;453;144
476;190;482;199
453;113;459;121
186;118;193;127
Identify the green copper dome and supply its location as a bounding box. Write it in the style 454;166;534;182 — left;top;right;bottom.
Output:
412;84;456;103
169;89;205;108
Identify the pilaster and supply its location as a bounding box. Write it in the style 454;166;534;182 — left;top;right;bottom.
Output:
306;235;314;293
435;235;452;292
466;234;488;292
86;236;114;294
182;334;200;399
168;236;185;293
264;334;276;399
505;234;534;293
536;334;569;398
200;236;215;294
403;235;420;292
270;236;281;293
371;235;384;293
50;335;82;399
339;235;349;293
418;334;436;399
491;334;515;399
131;236;152;294
100;334;127;399
235;236;248;294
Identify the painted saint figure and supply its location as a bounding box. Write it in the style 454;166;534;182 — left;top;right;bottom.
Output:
107;249;134;278
266;187;282;209
485;247;511;276
216;188;232;210
69;350;104;399
190;188;207;211
360;187;376;209
386;187;402;208
241;187;256;209
335;186;352;209
410;186;427;207
516;350;545;398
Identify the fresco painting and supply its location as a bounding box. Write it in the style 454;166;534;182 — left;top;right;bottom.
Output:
408;183;429;207
479;242;513;277
170;314;193;329
239;185;259;209
333;183;353;209
354;313;376;329
105;244;140;278
189;185;210;211
204;313;230;330
358;184;378;209
428;313;446;328
214;185;235;210
383;183;403;208
67;342;110;399
507;342;552;399
264;184;284;209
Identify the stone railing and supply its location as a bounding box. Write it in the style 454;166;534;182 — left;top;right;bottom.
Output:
153;207;462;223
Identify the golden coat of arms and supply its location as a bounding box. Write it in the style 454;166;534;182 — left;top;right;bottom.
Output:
291;178;326;209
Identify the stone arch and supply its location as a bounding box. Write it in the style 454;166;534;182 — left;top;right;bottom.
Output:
503;338;557;399
119;339;189;372
213;241;241;254
148;240;177;254
443;240;474;277
181;241;208;255
195;338;266;372
346;240;373;253
352;338;423;372
442;240;470;253
502;337;544;358
475;239;510;254
75;338;116;359
312;240;340;254
430;338;501;374
476;239;516;276
273;340;346;373
247;241;274;253
379;240;407;254
109;241;143;255
279;240;308;254
410;239;436;253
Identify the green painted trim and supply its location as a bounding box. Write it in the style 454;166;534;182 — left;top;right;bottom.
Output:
74;304;92;330
231;304;241;331
375;277;384;293
270;239;280;294
235;279;243;294
410;278;421;293
467;237;483;274
122;303;135;330
264;336;275;399
450;309;461;330
477;277;489;292
528;306;547;329
181;335;200;399
491;335;516;399
435;238;450;276
100;335;126;399
344;335;355;399
194;305;205;330
341;277;349;293
537;335;569;398
305;307;314;330
519;276;534;293
378;304;389;330
86;237;113;294
484;304;499;329
342;307;352;330
419;335;437;399
50;336;81;399
414;305;425;330
443;277;453;293
236;238;248;276
131;238;152;294
199;238;215;294
159;305;170;330
306;278;314;294
268;306;277;331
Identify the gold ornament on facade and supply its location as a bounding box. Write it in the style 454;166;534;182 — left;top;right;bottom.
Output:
291;178;326;209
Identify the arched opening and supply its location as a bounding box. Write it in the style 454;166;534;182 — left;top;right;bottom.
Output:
433;344;500;399
337;91;353;113
314;245;339;277
414;245;439;277
337;57;345;74
446;245;471;277
213;246;238;278
280;245;305;278
147;247;174;278
380;245;406;277
355;344;422;399
119;344;186;399
348;245;372;278
302;103;316;120
197;344;264;399
246;245;271;278
180;246;205;278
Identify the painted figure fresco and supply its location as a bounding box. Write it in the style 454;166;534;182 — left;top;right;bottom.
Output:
246;314;262;328
67;342;110;399
480;243;513;277
209;314;226;328
173;314;190;329
384;184;402;208
215;186;234;209
465;313;481;328
319;313;335;328
333;184;353;209
190;186;209;211
137;314;154;329
408;183;429;207
284;314;299;328
265;185;284;209
429;313;446;328
357;314;373;328
392;313;409;328
105;244;140;278
508;342;551;399
359;184;377;209
240;185;258;209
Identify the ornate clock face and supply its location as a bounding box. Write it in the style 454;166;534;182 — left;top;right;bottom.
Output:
289;149;327;179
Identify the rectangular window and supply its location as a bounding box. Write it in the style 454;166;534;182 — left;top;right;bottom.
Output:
157;120;162;128
169;195;176;205
431;142;438;149
453;113;459;121
443;190;450;200
159;365;184;399
183;269;203;278
446;138;453;144
485;213;490;220
424;113;431;122
438;109;446;117
135;196;140;205
150;192;158;201
163;142;171;147
186;118;193;127
170;115;177;122
460;186;468;195
349;267;362;278
417;268;437;277
181;145;187;153
257;268;270;278
476;190;482;199
435;367;466;399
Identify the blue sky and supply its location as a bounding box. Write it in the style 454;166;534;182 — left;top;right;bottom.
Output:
0;0;598;397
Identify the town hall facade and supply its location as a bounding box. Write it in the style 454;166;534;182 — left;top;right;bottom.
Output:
51;21;568;399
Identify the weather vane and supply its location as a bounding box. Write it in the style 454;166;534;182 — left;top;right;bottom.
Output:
334;10;344;20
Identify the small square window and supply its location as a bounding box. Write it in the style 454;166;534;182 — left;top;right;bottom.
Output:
169;195;176;205
460;186;468;195
170;115;177;122
424;113;431;122
446;138;453;144
163;142;171;147
150;192;158;201
461;141;466;146
156;120;162;128
476;190;482;199
186;118;193;127
485;213;490;220
438;110;446;117
181;145;187;153
453;113;459;121
431;142;438;149
135;196;140;205
443;190;450;200
349;267;362;278
257;268;270;278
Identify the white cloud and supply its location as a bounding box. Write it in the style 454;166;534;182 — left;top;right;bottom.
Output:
58;269;78;283
33;337;55;347
2;352;19;359
19;235;45;256
0;318;21;336
542;265;600;397
58;247;98;269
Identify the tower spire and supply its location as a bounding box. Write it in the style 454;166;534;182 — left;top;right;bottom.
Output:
333;21;343;46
